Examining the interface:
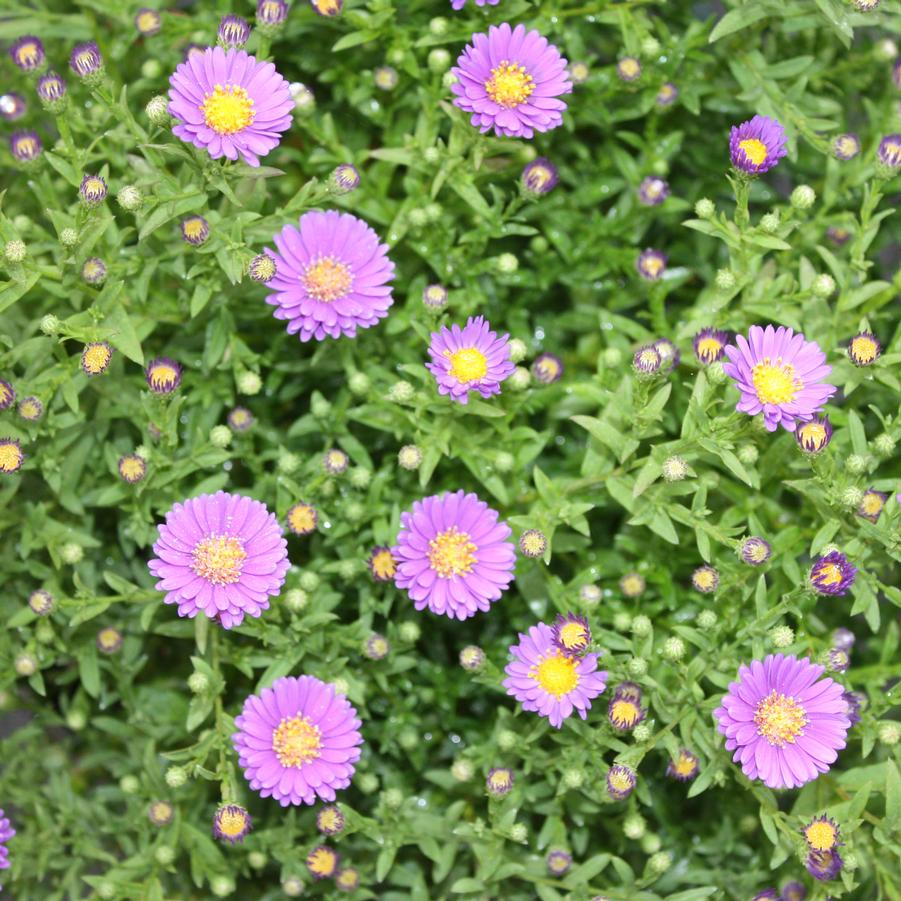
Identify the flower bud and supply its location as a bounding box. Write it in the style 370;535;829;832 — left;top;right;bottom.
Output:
165;766;187;788
40;314;60;334
237;371;262;395
507;338;528;363
697;610;717;629
662;636;686;661
641;833;662;854
737;445;758;465
494;451;515;473
4;240;26;263
770;625;794;648
398;444;422;470
791;184;816;209
423;146;441;164
707;361;728;384
662;455;688;481
211;876;234;897
299;571;320;591
714;268;736;291
508;366;531;390
633;722;652;742
497;729;517;751
845;454;868;474
759;212;779;233
841;486;864;509
873;433;895;457
878;722;900;746
388;380;414;403
119;775;140;794
429;16;448;35
428;48;451;72
248;851;267;869
61;542;83;564
348;371;370;395
282;877;304;897
399;621;420;643
694;198;715;219
648;851;672;874
496;252;518;274
451;758;474;781
117;185;143;211
14;653;38;677
60;228;78;247
146;95;169;124
812;274;835;298
209;425;232;448
188;672;209;693
277;452;299;474
155;846;176;866
623;814;646;839
509;823;528;842
284;588;308;612
562;767;584;788
631;614;652;637
627;656;648;676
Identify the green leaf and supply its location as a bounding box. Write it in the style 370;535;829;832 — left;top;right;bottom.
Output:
709;6;770;42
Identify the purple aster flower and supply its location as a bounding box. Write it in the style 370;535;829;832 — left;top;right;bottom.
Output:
460;645;485;671
135;9;162;36
552;612;591;656
423;284;448;310
842;690;864;726
723;324;836;432
374;66;398;90
10;130;42;162
693;327;730;365
753;891;778;901
335;868;359;892
827;648;849;673
367;546;397;582
37;72;67;105
311;0;343;14
0;438;25;474
608;689;645;731
17;396;42;422
656;82;679;106
148;490;290;629
330;163;361;194
426;316;515;404
619;572;645;597
145;357;182;394
809;551;856;596
616;57;641;82
70;42;103;78
258;0;290;27
28;589;54;616
168;47;294;167
606;764;636;800
833;133;860;160
79;174;108;205
636;248;667;281
832;628;855;651
451;23;572;139
654;337;680;371
0;807;14;888
393;490;516;620
894;58;901;90
307;844;340;879
848;330;881;366
323;448;349;474
486;767;514;796
285;501;316;537
532;352;563;383
806;848;843;882
858;488;888;523
212;804;251;844
795;415;832;454
503;621;608;728
667;748;700;781
264;210;395;341
522;157;558;195
316;804;345;835
148;801;173;826
633;344;662;375
10;35;44;71
218;15;250;49
518;529;547;558
0;381;15;411
729;115;788;174
713;653;851;789
82;257;107;284
118;454;147;484
232;675;363;806
877;134;901;168
452;0;500;8
781;880;806;901
740;536;772;566
546;849;572;876
248;253;277;283
567;61;589;84
181;215;209;245
364;633;390;660
0;93;26;121
638;176;669;206
826;225;851;245
227;406;254;431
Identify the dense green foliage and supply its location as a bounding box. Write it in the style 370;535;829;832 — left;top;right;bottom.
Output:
1;0;900;899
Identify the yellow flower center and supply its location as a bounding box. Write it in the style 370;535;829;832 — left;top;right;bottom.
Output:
526;165;554;191
308;846;338;876
610;698;642;728
428;526;477;579
217;807;249;837
621;574;644;595
136;11;158;31
447;347;488;384
370;549;397;580
302;256;353;302
861;493;884;515
558;622;588;650
531;652;579;698
696;337;724;362
74;50;96;71
739;138;768;166
83;344;111;374
273;714;322;767
815;562;843;586
148;363;179;390
182;218;206;240
97;628;120;650
191;535;247;585
674;754;696;776
536;358;560;379
884;140;901;157
754;690;807;747
288;504;316;534
521;532;546;555
488;771;511;791
850;335;878;363
313;0;342;14
836;136;857;156
336;869;358;889
608;769;632;791
798;422;826;448
119;456;146;480
16;42;40;66
485;61;535;109
0;385;10;405
641;256;665;277
15;136;39;157
619;58;640;78
318;808;341;831
19;399;41;419
200;83;255;135
805;820;838;851
751;359;801;405
83;176;105;195
0;442;23;472
693;569;717;591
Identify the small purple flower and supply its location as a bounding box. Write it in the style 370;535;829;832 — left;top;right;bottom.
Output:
374;66;398;90
606;764;636;800
135;9;162;36
212;804;251;844
148;490;290;628
753;891;778;901
451;23;572;139
858;488;888;523
9;130;42;163
842;690;865;726
546;849;572;876
82;257;107;285
833;133;860;160
0;93;26;121
636;248;667;281
0;381;14;411
781;881;806;901
17;396;42;422
10;35;44;71
145;357;182;394
118;454;147;484
451;0;500;7
364;633;390;660
832;627;855;651
552;613;591;656
0;807;15;884
323;448;349;474
459;645;486;671
307;845;340;879
311;0;343;14
503;621;608;728
264;210;395;342
423;284;448;310
148;801;173;826
330;163;361;194
227;407;254;431
518;529;547;558
713;653;851;789
532;352;563;383
848;331;881;366
826;225;851;246
608;688;645;731
28;589;54;616
693;327;730;365
616;57;641;82
168;47;294;167
806;849;843;882
795;415;833;454
877;134;901;168
426;315;515;405
486;767;514;796
667;748;700;781
393;490;516;620
367;546;396;582
248;253;277;283
567;61;590;84
180;215;209;245
79;174;108;205
316;805;346;835
653;337;680;371
827;648;849;673
70;42;103;78
522;157;559;195
633;344;662;375
0;439;25;474
37;72;67;104
258;0;290;26
729;115;788;174
809;551;856;596
656;82;679;106
740;536;771;566
232;675;363;806
638;176;669;206
97;626;123;653
723;324;835;432
218;15;251;49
